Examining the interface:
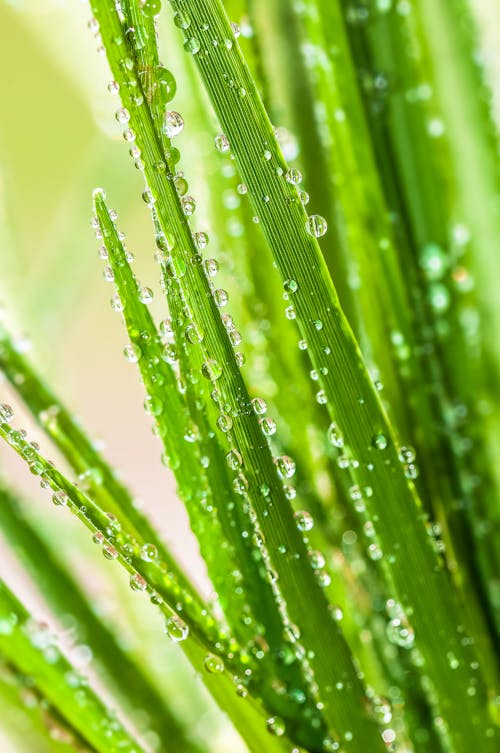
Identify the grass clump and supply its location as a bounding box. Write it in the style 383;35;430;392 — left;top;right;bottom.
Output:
0;1;499;753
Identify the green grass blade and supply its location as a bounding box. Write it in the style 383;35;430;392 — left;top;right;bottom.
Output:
154;2;499;748
0;408;300;753
0;323;201;610
416;0;500;628
0;411;225;652
0;485;203;753
0;580;147;753
88;3;393;748
93;192;251;648
0;660;91;753
331;0;499;664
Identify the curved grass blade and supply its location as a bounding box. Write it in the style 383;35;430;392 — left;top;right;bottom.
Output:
0;411;227;652
0;411;299;753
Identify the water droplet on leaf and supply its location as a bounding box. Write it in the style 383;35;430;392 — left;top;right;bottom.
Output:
164;111;184;138
305;214;328;238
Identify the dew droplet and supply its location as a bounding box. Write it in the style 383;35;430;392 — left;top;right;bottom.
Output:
173;10;191;28
226;450;242;470
398;446;415;463
0;404;14;423
316;570;331;587
174;174;188;196
259;417;276;436
144;396;163;416
130;573;148;591
52;490;68;506
368;543;383;561
193;231;209;249
103;266;115;282
204;653;225;673
164;111;184;138
233;473;248;495
294;510;314;532
181;195;196;216
429;283;450;314
285;168;302;185
213;288;228;307
322;736;340;752
183;322;202;345
217;414;233;433
142;0;162;17
140;543;157;562
139;287;154;304
274;455;296;479
420;243;447;281
166;614;189;642
215;133;230;153
309;550;326;569
305;214;328;238
251;397;267;415
157;66;177;105
405;463;419;480
266;717;285;737
124;343;141;363
102;543;118;560
204;258;219;277
284;279;298;294
110;294;124;312
385;600;415;649
327;423;344;448
201;359;222;380
372;433;388;450
115;107;130;124
184;37;201;54
229;329;242;346
382;729;396;744
427;117;445;138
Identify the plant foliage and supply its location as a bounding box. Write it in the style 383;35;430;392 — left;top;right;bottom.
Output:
0;1;499;753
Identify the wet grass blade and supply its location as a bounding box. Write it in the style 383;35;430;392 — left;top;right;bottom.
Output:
154;1;498;748
89;3;394;748
0;410;296;753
